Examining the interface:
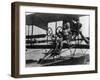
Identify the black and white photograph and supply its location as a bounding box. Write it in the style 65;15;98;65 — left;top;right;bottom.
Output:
25;12;90;67
11;2;97;77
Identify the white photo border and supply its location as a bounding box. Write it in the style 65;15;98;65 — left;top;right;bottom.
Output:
19;5;96;75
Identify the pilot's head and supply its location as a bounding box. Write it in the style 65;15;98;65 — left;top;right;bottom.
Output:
63;22;70;30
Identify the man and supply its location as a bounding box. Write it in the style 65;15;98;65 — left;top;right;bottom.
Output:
71;18;82;36
62;21;72;44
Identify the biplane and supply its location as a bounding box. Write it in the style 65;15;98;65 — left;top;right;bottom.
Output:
25;13;90;66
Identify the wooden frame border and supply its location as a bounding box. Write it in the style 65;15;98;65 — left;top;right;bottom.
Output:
11;2;98;78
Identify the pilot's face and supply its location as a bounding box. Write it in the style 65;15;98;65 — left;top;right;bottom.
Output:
66;22;70;28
